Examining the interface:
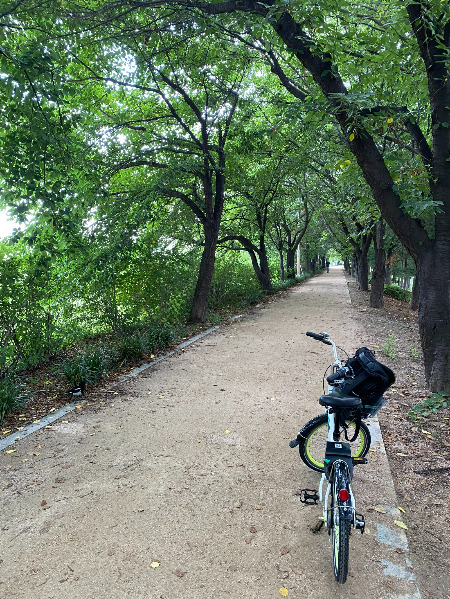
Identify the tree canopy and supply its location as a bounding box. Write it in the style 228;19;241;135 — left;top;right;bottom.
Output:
0;0;449;399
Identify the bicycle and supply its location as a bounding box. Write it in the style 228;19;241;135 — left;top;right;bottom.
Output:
289;331;395;583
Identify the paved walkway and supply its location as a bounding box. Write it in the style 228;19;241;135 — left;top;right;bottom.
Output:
0;269;421;598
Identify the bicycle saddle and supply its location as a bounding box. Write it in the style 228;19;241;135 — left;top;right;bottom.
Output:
319;394;362;408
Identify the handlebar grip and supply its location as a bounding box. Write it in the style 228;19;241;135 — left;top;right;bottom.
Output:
306;331;332;345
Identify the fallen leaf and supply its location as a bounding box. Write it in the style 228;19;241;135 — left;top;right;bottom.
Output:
174;569;186;578
150;561;160;568
394;520;408;530
396;453;408;457
398;506;406;513
41;500;47;506
280;587;289;597
421;429;432;435
5;449;16;454
225;430;231;434
249;526;257;533
2;430;11;434
255;505;263;510
280;546;290;555
374;507;387;514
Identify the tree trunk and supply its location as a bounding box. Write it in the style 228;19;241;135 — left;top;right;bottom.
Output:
286;248;295;279
417;246;450;391
188;222;219;323
256;247;272;291
410;276;419;310
370;220;385;308
358;252;370;291
278;250;285;282
344;258;350;274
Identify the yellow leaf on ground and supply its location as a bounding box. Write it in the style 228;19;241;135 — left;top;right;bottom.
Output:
280;588;289;597
421;429;432;435
394;520;408;530
396;453;408;457
150;561;160;568
225;430;231;434
6;449;16;454
2;430;11;434
398;506;406;513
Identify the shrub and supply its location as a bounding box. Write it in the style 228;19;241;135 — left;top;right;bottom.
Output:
117;334;146;362
145;321;177;352
0;372;27;422
383;284;411;302
60;347;111;386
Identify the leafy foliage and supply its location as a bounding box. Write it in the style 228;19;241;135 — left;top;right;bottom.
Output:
408;392;449;420
384;284;412;302
0;372;27;423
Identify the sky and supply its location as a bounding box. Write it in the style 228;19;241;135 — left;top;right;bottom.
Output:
0;209;19;239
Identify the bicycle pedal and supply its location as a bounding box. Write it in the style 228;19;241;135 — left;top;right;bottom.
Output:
299;489;319;505
355;513;365;534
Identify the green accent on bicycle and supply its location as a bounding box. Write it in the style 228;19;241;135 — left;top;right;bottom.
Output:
303;421;368;471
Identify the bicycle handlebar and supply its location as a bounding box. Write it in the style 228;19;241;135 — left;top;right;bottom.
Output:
306;331;332;346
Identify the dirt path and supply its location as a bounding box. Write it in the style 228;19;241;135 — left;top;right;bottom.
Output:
1;269;421;598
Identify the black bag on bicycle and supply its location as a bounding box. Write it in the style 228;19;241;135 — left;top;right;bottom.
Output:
339;347;395;418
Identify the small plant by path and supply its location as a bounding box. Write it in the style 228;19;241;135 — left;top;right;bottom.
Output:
382;333;398;359
408;392;449;421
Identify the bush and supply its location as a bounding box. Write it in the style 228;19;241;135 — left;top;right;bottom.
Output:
145;321;177;352
383;284;412;302
117;334;146;362
60;347;111;386
0;372;27;422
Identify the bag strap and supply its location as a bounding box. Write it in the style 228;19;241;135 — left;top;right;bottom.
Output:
341;408;361;443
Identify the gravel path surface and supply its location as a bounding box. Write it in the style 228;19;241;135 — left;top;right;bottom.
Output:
0;269;421;598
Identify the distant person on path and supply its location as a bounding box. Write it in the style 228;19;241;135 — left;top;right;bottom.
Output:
326;260;330;273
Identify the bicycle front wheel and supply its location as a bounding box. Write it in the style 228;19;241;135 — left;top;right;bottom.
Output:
298;413;371;473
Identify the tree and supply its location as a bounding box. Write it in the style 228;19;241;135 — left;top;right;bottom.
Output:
67;17;251;323
192;0;450;391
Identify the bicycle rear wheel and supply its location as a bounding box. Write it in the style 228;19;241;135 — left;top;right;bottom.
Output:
298;413;371;472
331;463;351;583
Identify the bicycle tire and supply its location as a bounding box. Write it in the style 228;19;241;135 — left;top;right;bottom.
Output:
331;463;351;583
298;413;371;473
